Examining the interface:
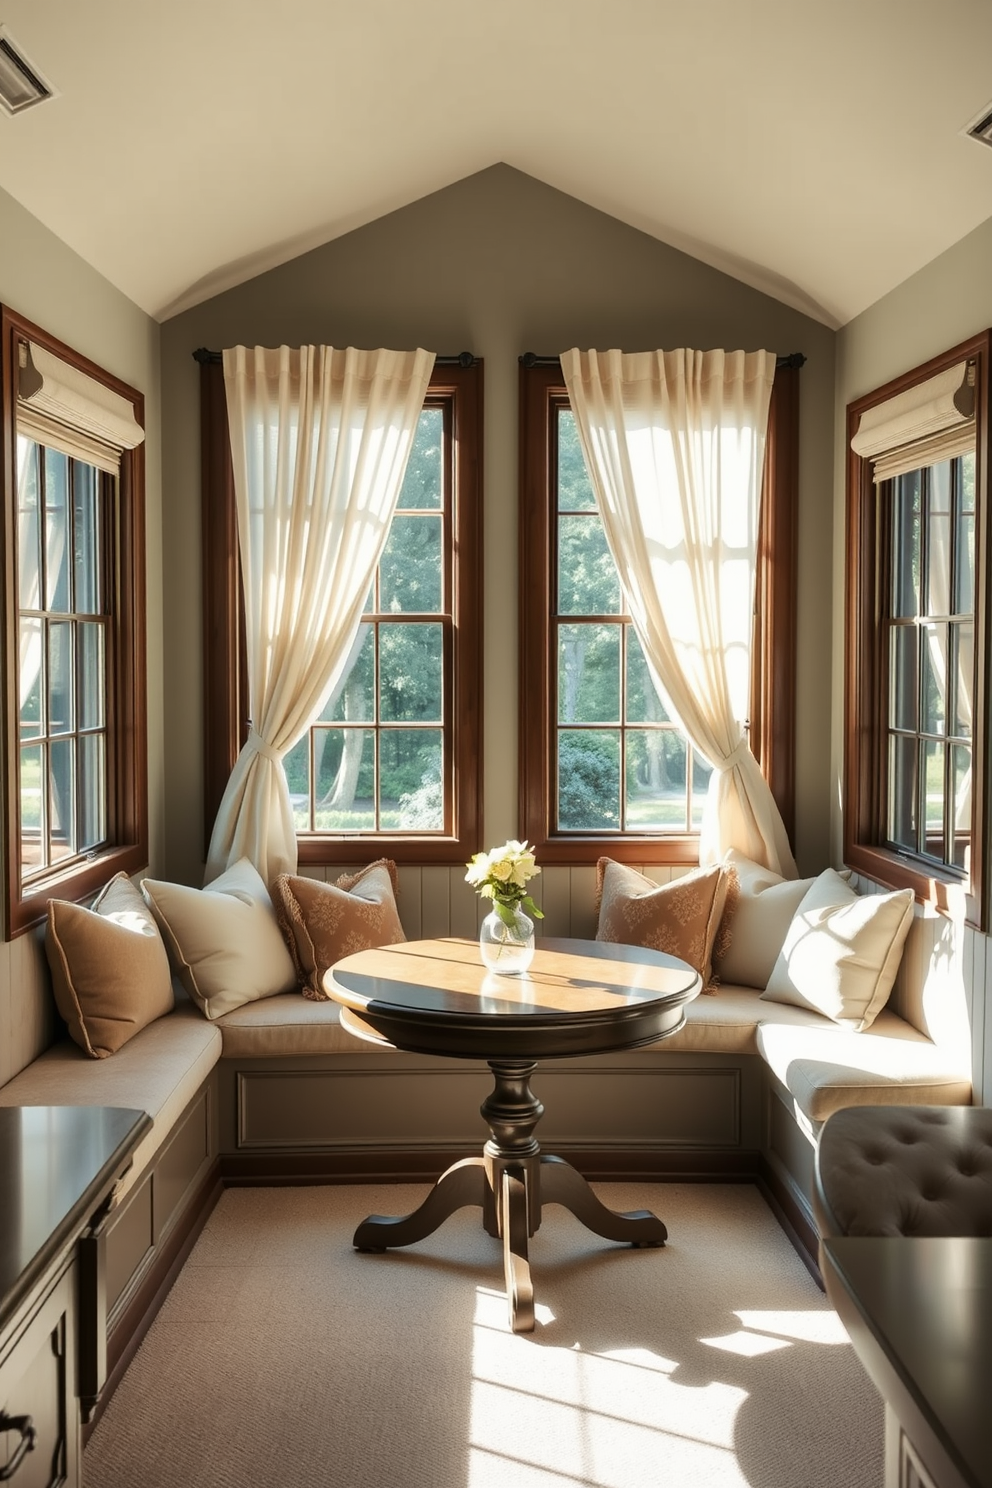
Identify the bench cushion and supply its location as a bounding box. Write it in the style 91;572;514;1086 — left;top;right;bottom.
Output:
0;997;221;1194
757;1010;972;1125
217;993;370;1057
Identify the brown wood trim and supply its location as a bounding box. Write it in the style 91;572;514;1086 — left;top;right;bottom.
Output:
750;364;799;840
843;330;991;929
82;1162;223;1443
519;360;799;866
201;358;484;868
757;1154;823;1289
0;304;149;938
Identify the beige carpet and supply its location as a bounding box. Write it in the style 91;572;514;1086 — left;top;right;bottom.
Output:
85;1182;883;1488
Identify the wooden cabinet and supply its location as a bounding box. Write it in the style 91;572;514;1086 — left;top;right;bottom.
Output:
0;1107;151;1488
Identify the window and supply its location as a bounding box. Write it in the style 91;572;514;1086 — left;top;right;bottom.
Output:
519;359;799;865
845;333;990;927
1;306;148;936
200;356;483;866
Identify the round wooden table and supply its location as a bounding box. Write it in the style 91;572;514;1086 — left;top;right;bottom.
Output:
324;936;701;1332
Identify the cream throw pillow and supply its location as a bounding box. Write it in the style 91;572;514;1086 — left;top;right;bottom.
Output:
272;860;406;1002
595;858;732;990
142;858;298;1019
713;850;814;990
762;868;914;1030
45;873;175;1059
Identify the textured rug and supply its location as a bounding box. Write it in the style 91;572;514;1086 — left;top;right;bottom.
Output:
84;1182;883;1488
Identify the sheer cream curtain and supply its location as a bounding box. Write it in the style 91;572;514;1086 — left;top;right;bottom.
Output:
560;347;797;877
205;344;435;887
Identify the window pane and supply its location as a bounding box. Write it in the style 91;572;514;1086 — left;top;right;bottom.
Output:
381;728;443;829
17;437;41;612
322;625;374;723
952;743;972;873
20;742;43;874
48;621;73;735
73;463;99;614
19;616;43;739
284;735;311;830
379;623;442;722
379;515;442;613
626;627;670;723
955;462;975;615
78;622;104;730
927;461;952;617
557;730;620;829
887;733;917;851
49;736;75;862
557;410;596;511
397;408;442;510
78;732;105;851
951;621;973;739
558;623;620;723
312;729;375;830
558;514;621;615
44;448;70;612
624;729;687;831
923;738;945;859
891;471;920;618
921;624;946;735
888;625;917;732
691;751;712;829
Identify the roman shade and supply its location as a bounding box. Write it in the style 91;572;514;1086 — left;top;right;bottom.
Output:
18;340;144;473
851;360;975;482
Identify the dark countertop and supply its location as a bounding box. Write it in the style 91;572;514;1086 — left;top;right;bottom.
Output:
823;1236;992;1488
0;1105;151;1334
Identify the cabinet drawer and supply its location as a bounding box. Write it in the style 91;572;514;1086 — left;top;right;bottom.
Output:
0;1261;77;1488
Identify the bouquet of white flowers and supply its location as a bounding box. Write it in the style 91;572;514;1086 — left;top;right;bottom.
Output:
465;839;545;929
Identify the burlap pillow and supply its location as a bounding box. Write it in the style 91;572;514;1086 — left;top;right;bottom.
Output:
45;872;175;1058
142;858;298;1019
595;858;732;991
272;860;406;1001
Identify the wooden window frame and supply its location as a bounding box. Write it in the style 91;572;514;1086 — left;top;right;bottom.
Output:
200;356;484;868
0;305;148;937
844;331;991;928
518;360;798;866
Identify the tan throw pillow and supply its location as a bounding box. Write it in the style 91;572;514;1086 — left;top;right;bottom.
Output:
272;860;406;1002
762;868;915;1031
142;858;298;1020
45;872;175;1059
595;858;732;991
713;850;815;990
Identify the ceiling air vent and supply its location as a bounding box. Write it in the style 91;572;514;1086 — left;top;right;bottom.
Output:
0;27;55;116
964;101;992;150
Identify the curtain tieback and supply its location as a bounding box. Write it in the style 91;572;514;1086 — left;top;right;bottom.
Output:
719;737;752;773
246;727;283;766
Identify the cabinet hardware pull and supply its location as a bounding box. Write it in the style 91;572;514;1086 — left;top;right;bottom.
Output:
0;1415;36;1480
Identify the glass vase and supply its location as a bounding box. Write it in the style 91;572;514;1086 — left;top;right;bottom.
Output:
479;903;535;976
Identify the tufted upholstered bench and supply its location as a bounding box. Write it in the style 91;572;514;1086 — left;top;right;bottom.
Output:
812;1104;992;1239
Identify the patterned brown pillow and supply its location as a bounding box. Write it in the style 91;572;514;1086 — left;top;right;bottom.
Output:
595;858;733;992
272;860;406;1001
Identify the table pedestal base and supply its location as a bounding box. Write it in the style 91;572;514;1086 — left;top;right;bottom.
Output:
353;1059;666;1333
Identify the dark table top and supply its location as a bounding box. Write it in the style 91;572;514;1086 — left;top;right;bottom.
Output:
0;1104;151;1334
823;1236;992;1488
325;936;701;1060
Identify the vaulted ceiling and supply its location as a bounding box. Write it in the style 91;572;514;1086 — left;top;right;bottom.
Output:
1;0;991;327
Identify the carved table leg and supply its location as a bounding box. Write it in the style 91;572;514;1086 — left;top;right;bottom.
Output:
353;1156;487;1251
539;1154;667;1246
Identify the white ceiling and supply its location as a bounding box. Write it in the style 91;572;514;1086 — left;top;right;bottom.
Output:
1;0;991;328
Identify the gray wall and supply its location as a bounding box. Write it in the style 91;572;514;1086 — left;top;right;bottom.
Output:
834;210;992;1103
0;183;163;1081
160;164;837;888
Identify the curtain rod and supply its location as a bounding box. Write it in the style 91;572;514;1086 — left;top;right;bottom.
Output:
192;348;478;367
519;351;806;370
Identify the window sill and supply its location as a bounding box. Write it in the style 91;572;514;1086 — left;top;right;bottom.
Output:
844;842;974;927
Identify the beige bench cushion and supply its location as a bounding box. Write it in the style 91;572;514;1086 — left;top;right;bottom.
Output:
217;993;372;1058
648;985;820;1055
0;997;221;1194
757;1009;972;1125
